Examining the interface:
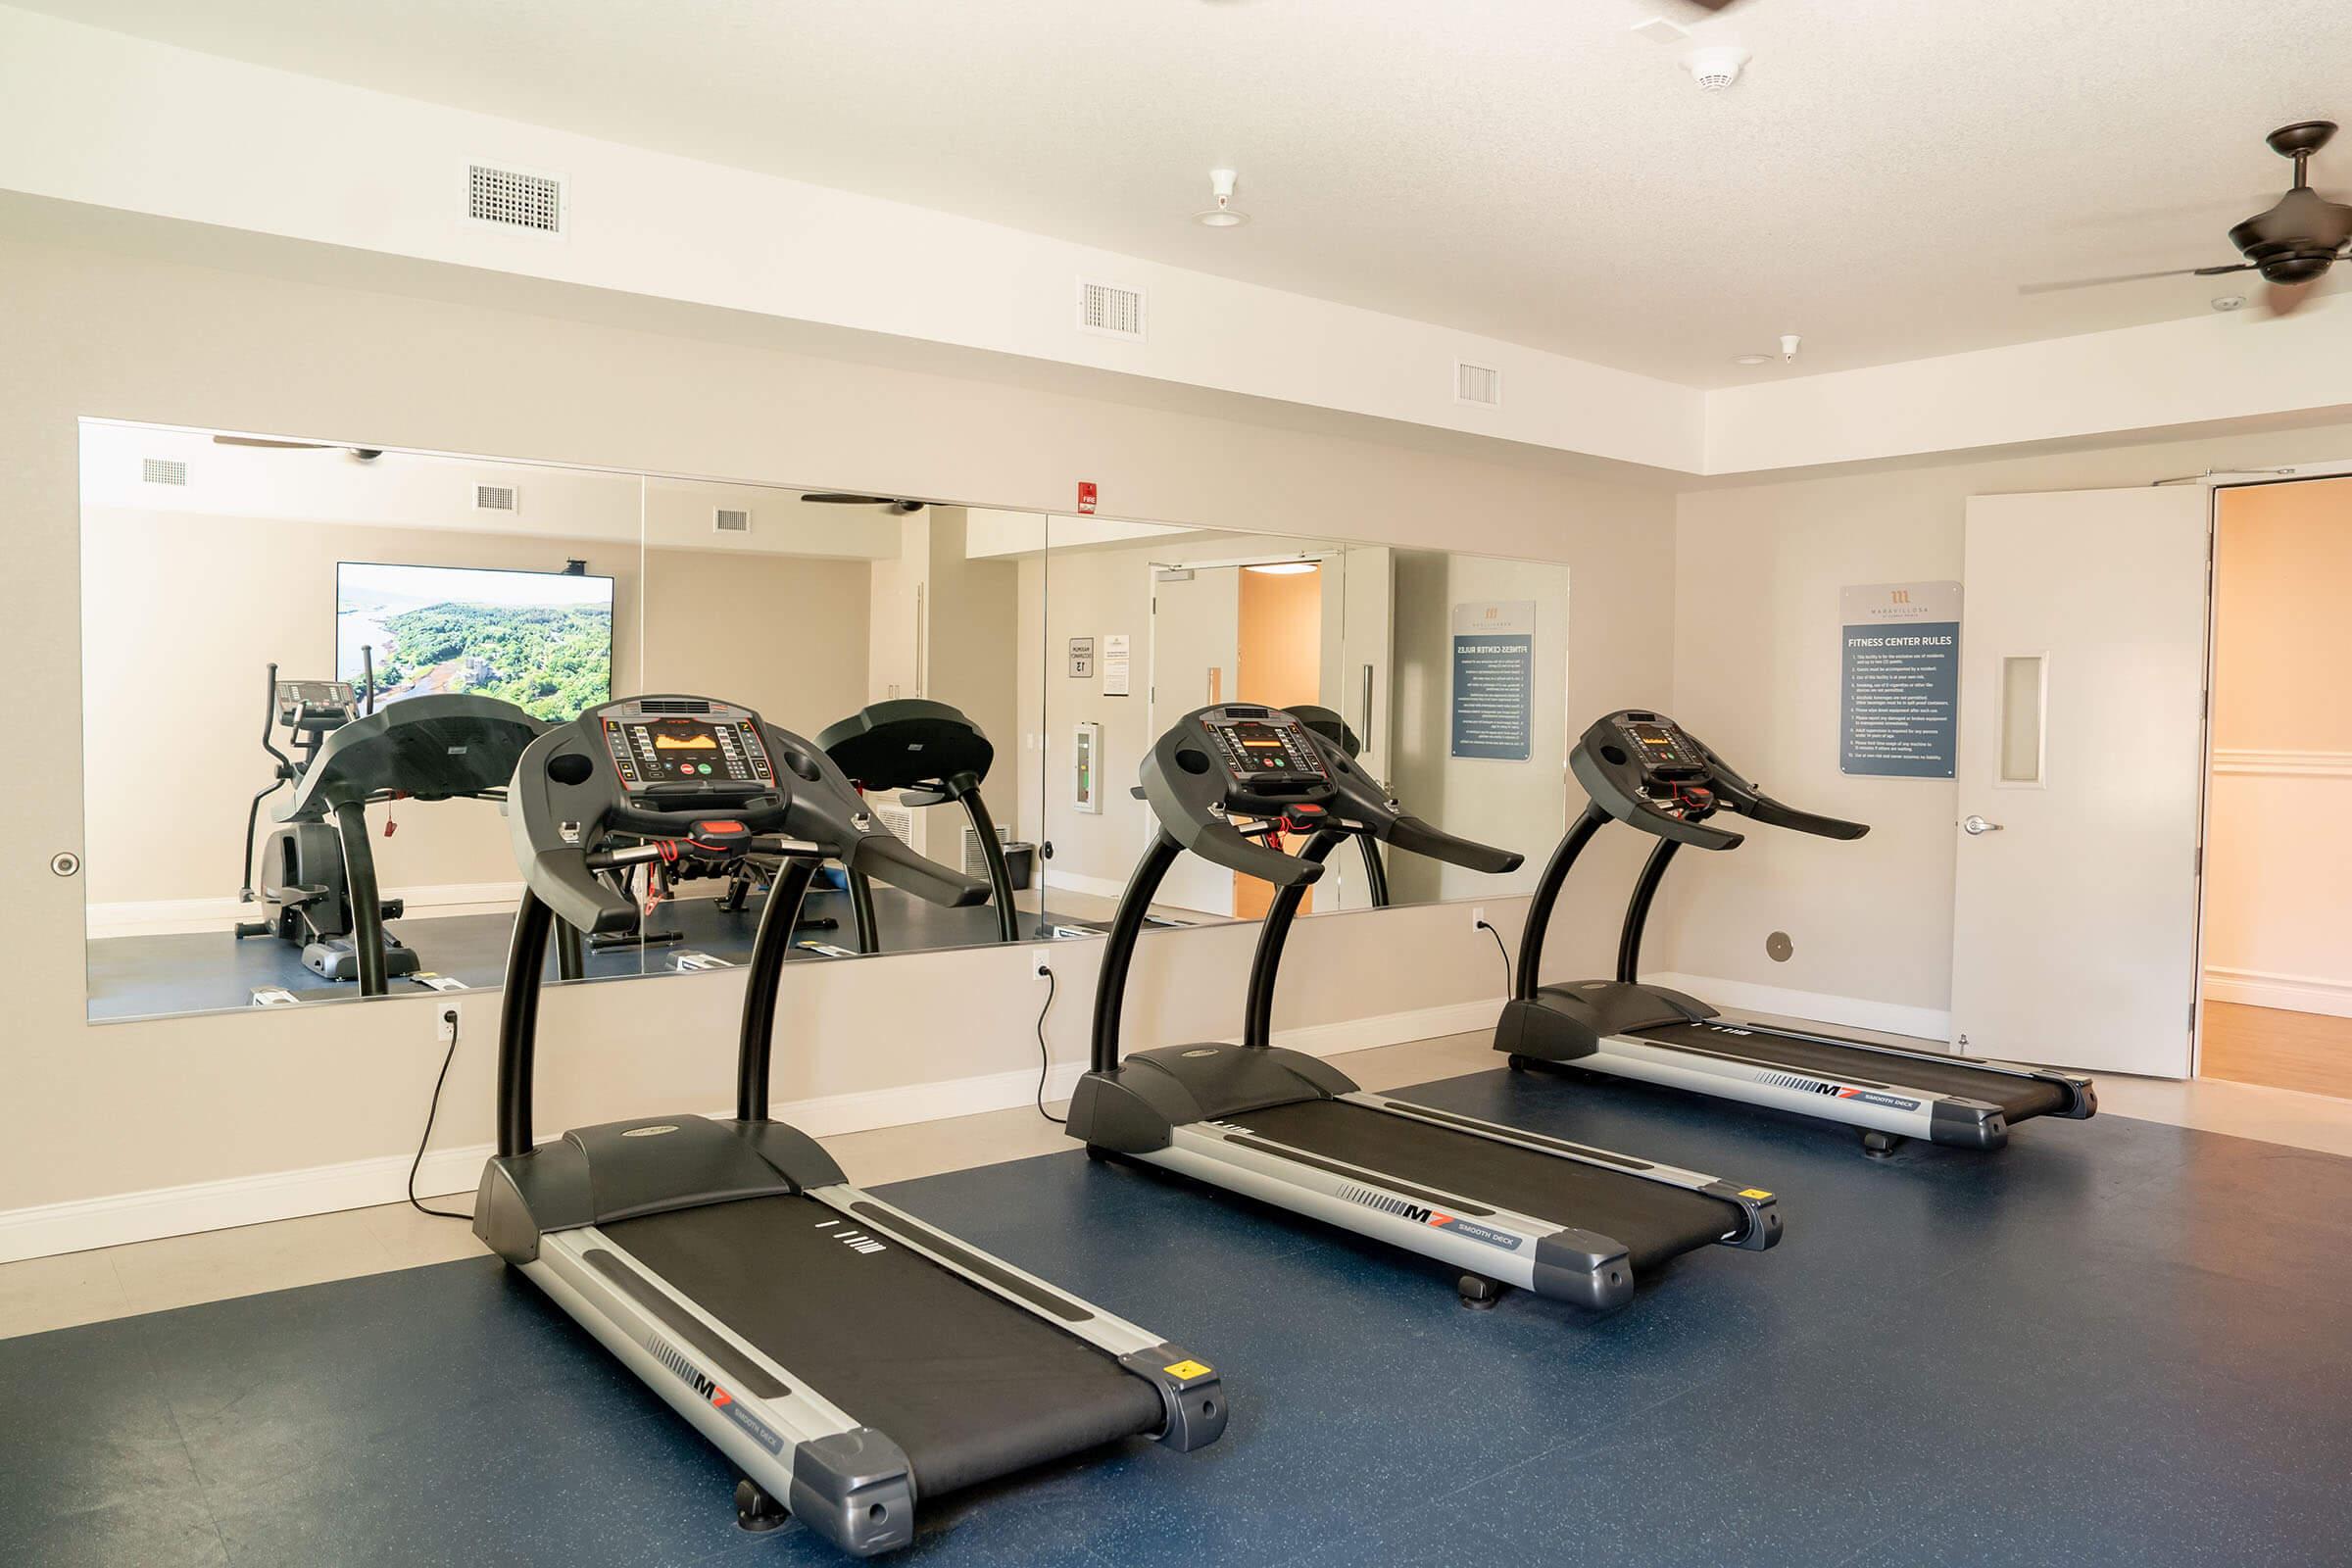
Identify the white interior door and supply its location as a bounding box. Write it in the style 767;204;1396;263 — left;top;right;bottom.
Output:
1949;486;2209;1077
1150;564;1241;917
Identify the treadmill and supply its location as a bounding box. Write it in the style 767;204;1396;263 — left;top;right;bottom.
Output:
818;698;1020;950
1496;709;2096;1156
1064;704;1782;1313
474;694;1226;1556
235;666;545;994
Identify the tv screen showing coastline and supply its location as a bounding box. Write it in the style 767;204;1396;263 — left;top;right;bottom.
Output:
335;562;614;722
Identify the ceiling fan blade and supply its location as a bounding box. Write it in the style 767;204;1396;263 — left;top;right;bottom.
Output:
800;492;923;512
212;435;333;449
2193;262;2261;276
2018;267;2231;295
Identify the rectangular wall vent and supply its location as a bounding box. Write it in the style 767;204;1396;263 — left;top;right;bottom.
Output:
1077;279;1146;340
713;508;753;535
473;483;519;514
961;823;1012;880
1455;361;1501;408
141;458;188;486
466;162;565;235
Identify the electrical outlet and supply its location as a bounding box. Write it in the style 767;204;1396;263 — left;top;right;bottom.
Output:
434;1004;461;1047
1030;948;1054;979
1470;906;1487;933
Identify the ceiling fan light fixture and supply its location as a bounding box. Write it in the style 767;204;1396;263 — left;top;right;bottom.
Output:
1194;169;1250;228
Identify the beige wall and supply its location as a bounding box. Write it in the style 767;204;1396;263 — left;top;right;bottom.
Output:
80;507;640;908
4;223;1670;1232
2202;476;2352;1014
1664;421;2352;1022
644;544;872;744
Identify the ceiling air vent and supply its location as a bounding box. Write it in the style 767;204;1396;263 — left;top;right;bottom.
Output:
1078;279;1146;340
713;508;753;535
466;162;565;235
141;458;188;486
473;483;519;514
1455;361;1501;408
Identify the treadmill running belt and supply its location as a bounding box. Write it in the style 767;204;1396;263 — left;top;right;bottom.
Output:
1226;1100;1740;1273
598;1196;1166;1496
1627;1020;2069;1119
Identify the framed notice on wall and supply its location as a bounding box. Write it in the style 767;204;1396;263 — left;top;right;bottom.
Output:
1839;580;1961;777
1449;601;1535;761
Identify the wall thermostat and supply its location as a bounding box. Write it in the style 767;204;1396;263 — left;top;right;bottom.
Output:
1073;722;1102;813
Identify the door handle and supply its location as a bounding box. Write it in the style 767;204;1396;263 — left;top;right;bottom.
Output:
1962;814;2004;836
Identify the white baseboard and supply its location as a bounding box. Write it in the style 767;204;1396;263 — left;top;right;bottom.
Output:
1645;971;1952;1045
87;880;525;939
1041;869;1142;904
2203;966;2352;1020
0;995;1507;1264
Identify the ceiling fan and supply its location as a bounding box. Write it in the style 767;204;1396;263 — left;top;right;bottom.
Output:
2022;121;2352;313
213;434;384;461
800;492;926;514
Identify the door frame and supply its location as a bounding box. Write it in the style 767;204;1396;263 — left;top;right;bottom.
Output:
2191;458;2352;1077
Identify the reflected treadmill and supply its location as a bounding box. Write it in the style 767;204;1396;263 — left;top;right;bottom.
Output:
1065;704;1781;1313
474;695;1224;1557
819;698;1020;950
1496;709;2095;1156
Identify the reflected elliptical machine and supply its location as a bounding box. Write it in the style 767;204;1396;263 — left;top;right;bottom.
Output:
1065;704;1781;1313
818;698;1021;949
234;658;544;993
1497;710;2096;1156
475;694;1224;1557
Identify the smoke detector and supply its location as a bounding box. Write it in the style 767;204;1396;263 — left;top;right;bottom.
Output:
1194;169;1250;228
2211;294;2248;312
1682;45;1750;91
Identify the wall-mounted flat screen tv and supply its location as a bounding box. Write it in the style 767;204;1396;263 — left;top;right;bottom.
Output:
336;562;614;722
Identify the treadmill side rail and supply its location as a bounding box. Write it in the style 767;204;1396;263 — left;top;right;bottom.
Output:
528;1231;908;1556
1160;1122;1637;1309
1355;1094;1782;1251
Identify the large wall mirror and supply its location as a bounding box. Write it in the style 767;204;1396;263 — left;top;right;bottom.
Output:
78;418;1568;1024
1014;515;1571;933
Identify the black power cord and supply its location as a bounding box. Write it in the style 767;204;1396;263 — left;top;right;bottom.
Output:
1475;919;1513;996
1033;961;1065;1124
408;1004;471;1220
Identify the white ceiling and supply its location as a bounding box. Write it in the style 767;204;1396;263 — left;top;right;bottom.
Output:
29;0;2352;386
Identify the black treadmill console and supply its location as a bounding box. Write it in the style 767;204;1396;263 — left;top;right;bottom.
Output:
601;706;774;793
1571;709;1870;850
1198;708;1332;805
815;698;994;797
509;694;989;935
1138;705;1521;889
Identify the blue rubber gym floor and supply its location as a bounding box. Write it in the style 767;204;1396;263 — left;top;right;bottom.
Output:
7;1067;2350;1567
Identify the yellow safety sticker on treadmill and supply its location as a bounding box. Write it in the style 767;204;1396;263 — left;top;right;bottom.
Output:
1162;1360;1212;1381
1739;1189;1773;1200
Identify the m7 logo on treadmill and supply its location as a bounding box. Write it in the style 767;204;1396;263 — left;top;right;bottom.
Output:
1339;1185;1522;1251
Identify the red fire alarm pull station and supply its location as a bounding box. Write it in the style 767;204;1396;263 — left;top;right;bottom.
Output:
1077;481;1099;514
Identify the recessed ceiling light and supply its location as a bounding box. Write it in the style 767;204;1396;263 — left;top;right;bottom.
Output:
1732;353;1774;366
1194;168;1250;228
2211;294;2248;312
1245;561;1317;575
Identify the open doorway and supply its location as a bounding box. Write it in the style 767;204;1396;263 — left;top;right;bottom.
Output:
2201;475;2352;1099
